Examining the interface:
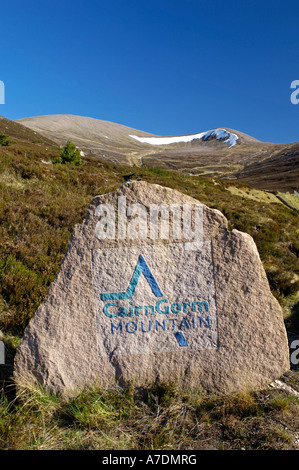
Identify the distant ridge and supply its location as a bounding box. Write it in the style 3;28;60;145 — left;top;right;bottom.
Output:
14;114;299;191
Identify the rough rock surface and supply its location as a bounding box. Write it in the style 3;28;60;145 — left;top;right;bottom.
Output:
14;181;289;395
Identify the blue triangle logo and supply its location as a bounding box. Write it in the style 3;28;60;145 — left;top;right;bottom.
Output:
101;255;163;301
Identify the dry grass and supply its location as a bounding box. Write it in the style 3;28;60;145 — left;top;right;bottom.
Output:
0;379;298;450
226;186;282;204
277;192;299;211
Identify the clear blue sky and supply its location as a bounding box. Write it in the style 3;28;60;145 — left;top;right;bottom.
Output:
1;0;299;143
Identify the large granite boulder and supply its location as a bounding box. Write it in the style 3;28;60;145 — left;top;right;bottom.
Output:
14;181;289;394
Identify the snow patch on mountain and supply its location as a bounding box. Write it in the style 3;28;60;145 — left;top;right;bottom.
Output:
130;128;238;148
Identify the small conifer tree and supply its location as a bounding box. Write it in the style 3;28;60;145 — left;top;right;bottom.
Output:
0;133;11;146
52;140;82;165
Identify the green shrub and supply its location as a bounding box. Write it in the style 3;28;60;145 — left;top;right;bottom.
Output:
52;141;81;166
0;133;11;146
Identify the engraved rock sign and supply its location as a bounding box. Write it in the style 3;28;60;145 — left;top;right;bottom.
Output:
14;181;289;395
